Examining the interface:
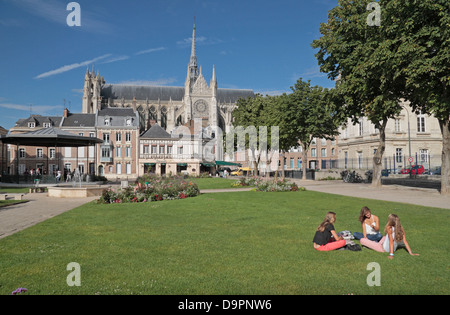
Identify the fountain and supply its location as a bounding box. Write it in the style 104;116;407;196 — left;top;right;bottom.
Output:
47;170;108;198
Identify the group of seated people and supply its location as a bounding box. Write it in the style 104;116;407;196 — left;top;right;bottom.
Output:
313;207;419;259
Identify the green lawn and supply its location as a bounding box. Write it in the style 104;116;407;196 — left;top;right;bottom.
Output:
0;190;448;295
187;177;241;189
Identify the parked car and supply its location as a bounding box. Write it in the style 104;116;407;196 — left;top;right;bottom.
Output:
410;165;425;175
381;169;391;177
400;168;410;174
429;166;441;175
400;165;425;175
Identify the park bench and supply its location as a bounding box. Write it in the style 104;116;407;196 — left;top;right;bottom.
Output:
0;193;25;201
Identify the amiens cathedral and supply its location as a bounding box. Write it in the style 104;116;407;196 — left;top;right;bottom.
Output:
81;23;254;134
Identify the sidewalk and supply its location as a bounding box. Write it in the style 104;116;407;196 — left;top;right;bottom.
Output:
0;193;97;239
289;179;450;209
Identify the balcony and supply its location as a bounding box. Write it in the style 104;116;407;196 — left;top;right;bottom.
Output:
100;144;113;163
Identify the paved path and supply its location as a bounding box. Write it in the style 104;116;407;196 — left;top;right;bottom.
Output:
289;179;450;210
0;193;97;239
1;180;448;240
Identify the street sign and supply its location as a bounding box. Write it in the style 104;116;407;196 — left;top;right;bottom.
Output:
408;157;414;164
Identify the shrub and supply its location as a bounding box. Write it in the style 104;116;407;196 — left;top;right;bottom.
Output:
97;176;200;204
255;178;304;192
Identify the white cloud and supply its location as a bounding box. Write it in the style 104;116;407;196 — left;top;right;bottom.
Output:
0;103;63;115
176;36;223;48
34;54;112;79
135;47;167;56
10;0;114;34
100;55;130;64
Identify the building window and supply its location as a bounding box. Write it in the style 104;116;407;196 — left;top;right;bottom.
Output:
126;147;131;158
321;148;327;157
90;132;95;138
116;133;122;142
78;133;84;137
331;148;335;156
167;146;173;155
396;148;403;163
143;145;149;154
103;133;110;144
357;152;363;169
116;163;122;175
419;149;428;164
126;118;132;126
359;119;364;136
159;146;165;154
104;118;110;126
116;147;121;158
43;123;51;128
417;113;426;133
50;148;56;159
37;148;43;158
126;163;132;175
395;119;401;132
28;122;35;128
311;148;317;158
178;146;184;155
126;132;131;142
151;145;157;154
19;148;26;158
102;147;111;158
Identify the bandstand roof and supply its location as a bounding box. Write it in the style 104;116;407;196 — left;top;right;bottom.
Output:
1;127;103;147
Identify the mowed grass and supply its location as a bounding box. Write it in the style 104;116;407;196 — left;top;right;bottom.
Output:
0;190;448;295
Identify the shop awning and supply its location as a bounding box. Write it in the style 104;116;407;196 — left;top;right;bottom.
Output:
177;163;187;167
215;161;242;167
201;162;215;167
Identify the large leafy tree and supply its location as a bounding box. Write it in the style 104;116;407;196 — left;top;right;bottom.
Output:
387;0;450;195
313;0;449;193
288;79;341;180
312;0;411;188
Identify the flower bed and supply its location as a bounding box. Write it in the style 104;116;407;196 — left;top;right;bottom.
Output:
255;178;305;192
97;175;200;204
232;177;305;192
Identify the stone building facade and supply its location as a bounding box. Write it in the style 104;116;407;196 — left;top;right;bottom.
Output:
338;100;443;172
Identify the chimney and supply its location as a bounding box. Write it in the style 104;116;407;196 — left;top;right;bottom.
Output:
64;108;69;118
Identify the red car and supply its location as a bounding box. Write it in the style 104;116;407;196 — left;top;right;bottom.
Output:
401;165;425;175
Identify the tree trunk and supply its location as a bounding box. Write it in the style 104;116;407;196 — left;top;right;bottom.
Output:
372;121;387;188
302;144;308;180
439;119;450;195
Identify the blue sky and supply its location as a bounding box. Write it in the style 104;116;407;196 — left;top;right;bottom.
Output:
0;0;337;130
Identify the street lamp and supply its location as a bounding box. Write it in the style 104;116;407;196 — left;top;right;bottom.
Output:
401;105;412;178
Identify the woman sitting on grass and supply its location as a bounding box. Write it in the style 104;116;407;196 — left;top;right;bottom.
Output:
360;214;419;259
353;206;382;242
313;212;346;251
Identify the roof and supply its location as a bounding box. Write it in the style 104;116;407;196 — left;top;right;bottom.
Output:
102;85;185;102
140;124;172;139
61;113;95;127
14;115;62;128
101;84;254;104
98;107;136;117
1;127;103;147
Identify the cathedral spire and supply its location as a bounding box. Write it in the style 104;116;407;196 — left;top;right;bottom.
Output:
188;18;199;84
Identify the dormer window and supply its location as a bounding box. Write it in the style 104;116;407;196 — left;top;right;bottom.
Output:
28;122;35;128
43;122;52;128
104;117;111;126
126;117;132;126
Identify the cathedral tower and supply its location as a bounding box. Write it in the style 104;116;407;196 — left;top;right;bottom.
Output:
82;66;105;114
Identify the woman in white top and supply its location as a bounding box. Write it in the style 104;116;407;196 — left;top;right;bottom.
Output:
360;214;419;259
353;206;382;242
